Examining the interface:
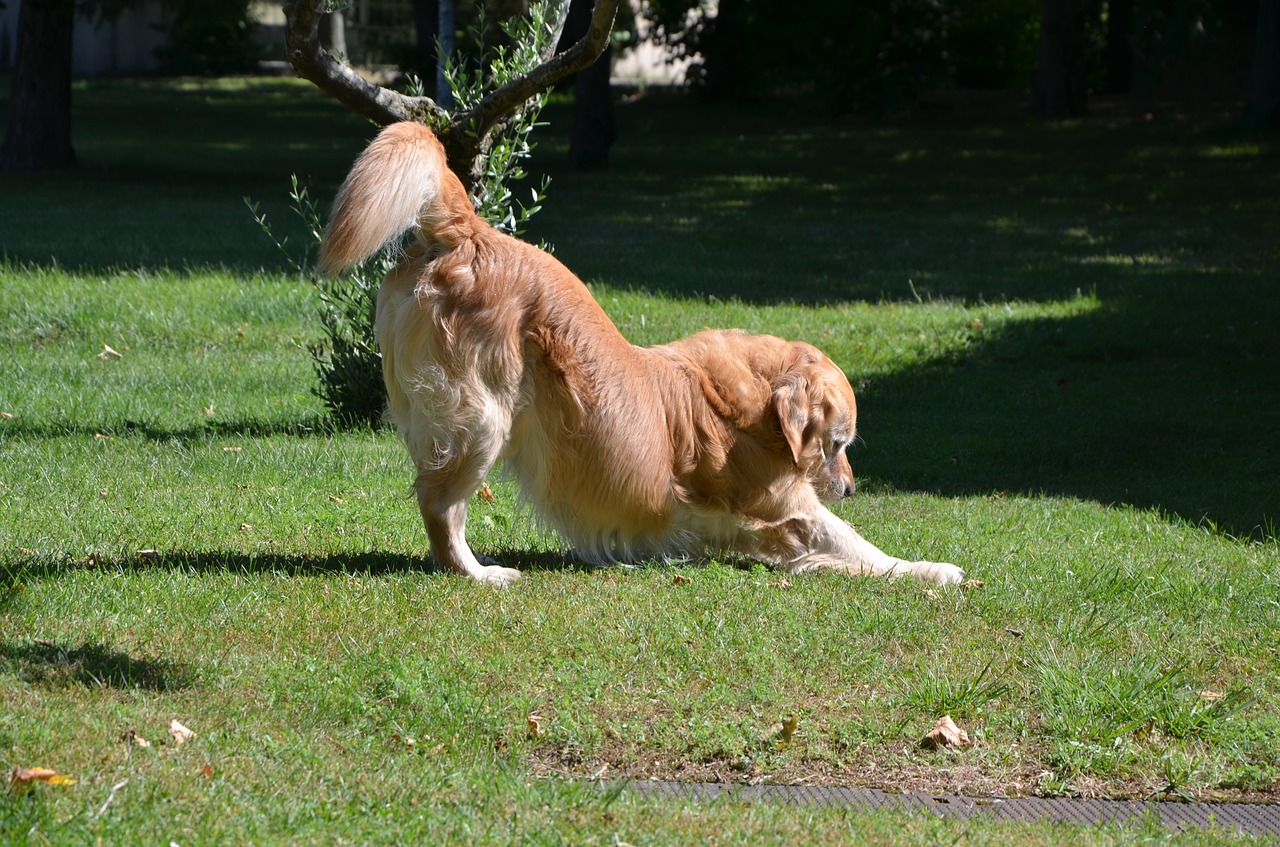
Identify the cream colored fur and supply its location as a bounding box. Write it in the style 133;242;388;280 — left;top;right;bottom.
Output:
319;121;963;587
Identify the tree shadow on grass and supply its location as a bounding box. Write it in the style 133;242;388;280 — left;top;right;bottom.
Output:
0;416;343;442
849;283;1280;541
0;639;194;691
528;99;1279;308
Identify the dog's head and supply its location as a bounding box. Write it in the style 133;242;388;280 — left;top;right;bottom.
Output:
771;344;858;502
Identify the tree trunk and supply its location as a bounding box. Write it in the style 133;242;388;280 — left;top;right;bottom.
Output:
436;0;455;109
701;0;744;102
560;0;615;171
320;11;346;59
1033;0;1090;117
1102;0;1133;94
411;0;439;83
1246;0;1280;127
1;0;77;172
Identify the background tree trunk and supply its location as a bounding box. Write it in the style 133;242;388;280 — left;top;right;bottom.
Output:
1102;0;1133;94
560;0;615;171
1;0;78;172
1033;0;1090;116
411;0;440;85
320;11;346;59
700;0;744;102
1246;0;1280;127
436;0;456;108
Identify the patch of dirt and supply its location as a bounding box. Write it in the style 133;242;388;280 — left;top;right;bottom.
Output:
526;741;1280;805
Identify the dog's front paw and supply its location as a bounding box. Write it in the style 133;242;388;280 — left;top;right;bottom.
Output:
475;564;524;587
914;561;965;585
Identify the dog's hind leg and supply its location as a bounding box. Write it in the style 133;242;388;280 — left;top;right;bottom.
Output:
415;465;523;586
411;434;522;587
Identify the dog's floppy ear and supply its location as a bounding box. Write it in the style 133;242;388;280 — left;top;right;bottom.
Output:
772;374;811;465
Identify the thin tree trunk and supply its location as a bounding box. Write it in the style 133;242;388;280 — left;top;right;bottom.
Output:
560;0;615;171
436;0;455;109
320;11;346;58
411;0;439;83
1;0;77;172
1102;0;1133;94
701;0;744;102
1033;0;1090;117
1246;0;1280;127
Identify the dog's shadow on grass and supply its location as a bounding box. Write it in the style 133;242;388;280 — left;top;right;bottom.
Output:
6;549;601;584
0;639;195;691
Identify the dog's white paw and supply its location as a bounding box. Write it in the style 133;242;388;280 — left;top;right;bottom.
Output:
914;561;965;585
474;564;523;587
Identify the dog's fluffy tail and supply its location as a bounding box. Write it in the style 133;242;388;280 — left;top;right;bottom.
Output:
317;121;474;276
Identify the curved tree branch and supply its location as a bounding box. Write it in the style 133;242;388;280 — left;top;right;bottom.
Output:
462;0;619;142
283;0;620;189
283;0;444;127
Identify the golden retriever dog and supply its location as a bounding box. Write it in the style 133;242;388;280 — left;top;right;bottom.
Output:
318;121;963;587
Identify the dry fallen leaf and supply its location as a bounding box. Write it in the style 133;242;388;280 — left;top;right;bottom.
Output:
921;715;972;750
527;715;545;739
239;523;253;532
0;411;13;420
201;764;214;778
761;713;799;748
136;549;160;561
328;494;345;504
97;344;123;360
202;404;216;416
120;729;151;749
169;720;196;746
961;579;986;592
777;713;799;747
477;483;497;503
673;574;693;586
1198;690;1225;701
773;577;793;589
11;767;78;790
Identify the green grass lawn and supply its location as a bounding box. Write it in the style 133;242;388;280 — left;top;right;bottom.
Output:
1;77;1278;844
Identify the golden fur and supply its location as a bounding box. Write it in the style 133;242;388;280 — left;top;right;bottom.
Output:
319;121;963;586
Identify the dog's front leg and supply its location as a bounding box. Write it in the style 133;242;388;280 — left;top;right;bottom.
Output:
786;507;965;585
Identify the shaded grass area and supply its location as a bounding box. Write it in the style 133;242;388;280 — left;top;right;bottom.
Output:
0;77;370;272
1;78;1279;843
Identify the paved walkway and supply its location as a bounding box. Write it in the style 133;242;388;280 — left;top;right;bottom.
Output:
617;780;1280;836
